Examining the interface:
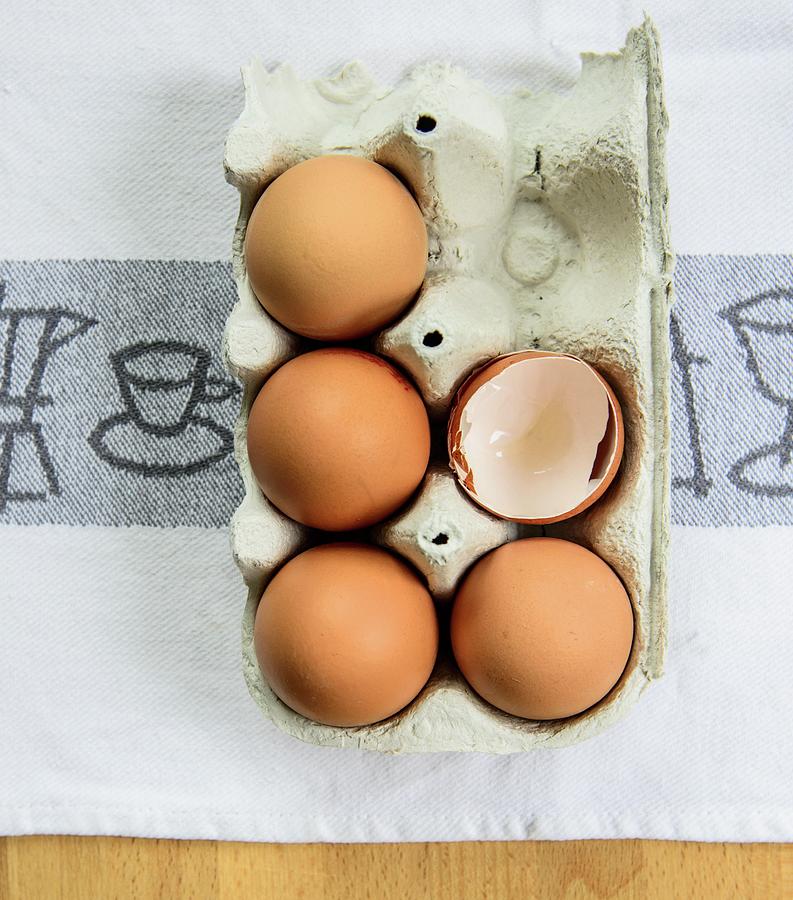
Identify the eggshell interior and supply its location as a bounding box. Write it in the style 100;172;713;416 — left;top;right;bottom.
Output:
448;351;624;523
226;18;673;753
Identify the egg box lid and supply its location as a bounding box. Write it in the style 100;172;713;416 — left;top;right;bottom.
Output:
224;16;672;753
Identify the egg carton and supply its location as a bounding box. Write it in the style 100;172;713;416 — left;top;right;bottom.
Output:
223;17;672;753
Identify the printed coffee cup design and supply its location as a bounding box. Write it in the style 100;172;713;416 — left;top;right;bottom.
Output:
118;342;235;434
90;340;238;477
723;289;793;496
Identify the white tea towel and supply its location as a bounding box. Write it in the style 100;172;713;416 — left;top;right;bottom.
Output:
1;0;792;842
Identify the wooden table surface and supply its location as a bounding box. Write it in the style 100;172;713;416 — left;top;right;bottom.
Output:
1;837;790;899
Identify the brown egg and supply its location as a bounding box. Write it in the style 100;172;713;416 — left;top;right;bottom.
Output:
247;348;430;531
448;350;624;524
254;543;438;727
451;538;634;720
244;155;428;340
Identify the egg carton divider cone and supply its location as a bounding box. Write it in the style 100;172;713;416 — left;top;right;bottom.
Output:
223;17;672;752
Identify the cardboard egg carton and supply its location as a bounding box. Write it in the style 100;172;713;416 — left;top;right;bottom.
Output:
223;18;672;753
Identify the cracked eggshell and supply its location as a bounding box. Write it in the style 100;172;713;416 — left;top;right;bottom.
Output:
225;17;672;753
448;350;624;524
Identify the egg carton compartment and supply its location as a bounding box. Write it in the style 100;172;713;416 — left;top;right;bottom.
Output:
225;17;672;753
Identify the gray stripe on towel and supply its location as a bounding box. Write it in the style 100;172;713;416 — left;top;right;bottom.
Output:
0;256;790;529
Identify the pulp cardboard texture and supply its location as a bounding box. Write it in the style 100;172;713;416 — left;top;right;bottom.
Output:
223;18;672;753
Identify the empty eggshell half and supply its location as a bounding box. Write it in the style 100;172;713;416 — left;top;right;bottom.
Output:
448;350;624;524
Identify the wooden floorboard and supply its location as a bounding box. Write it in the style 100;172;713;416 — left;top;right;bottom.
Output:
1;836;791;899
